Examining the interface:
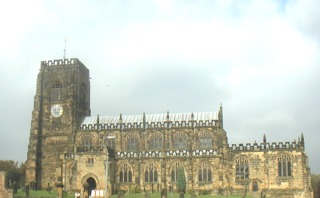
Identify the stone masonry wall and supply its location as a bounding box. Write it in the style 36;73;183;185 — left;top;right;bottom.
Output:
0;171;13;198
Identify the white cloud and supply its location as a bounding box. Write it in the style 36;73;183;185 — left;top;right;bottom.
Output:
0;1;46;58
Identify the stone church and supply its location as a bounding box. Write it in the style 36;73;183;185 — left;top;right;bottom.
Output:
25;58;313;197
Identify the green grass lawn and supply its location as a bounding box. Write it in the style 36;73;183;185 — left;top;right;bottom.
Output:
15;190;250;198
15;189;58;197
111;193;251;198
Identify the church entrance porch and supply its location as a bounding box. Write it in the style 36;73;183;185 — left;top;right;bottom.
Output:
83;177;96;198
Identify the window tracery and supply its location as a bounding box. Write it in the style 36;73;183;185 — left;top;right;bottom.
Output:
101;134;115;150
144;163;158;183
170;162;181;182
119;163;133;183
198;131;213;149
126;133;139;151
173;132;187;149
82;136;92;149
149;132;163;150
235;155;249;180
278;154;292;177
198;161;212;182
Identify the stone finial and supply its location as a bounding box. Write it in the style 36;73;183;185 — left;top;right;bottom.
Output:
218;103;223;128
143;113;146;131
119;113;123;122
301;133;305;151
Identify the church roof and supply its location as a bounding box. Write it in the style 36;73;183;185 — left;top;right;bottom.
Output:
80;111;219;126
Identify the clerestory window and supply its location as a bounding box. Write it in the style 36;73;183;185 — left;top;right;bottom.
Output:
149;132;163;150
102;134;115;150
126;133;139;151
199;131;213;149
173;132;187;149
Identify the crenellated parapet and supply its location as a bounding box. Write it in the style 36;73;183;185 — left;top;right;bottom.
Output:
79;111;221;131
115;149;219;158
67;148;220;159
79;120;218;130
229;140;304;152
40;58;87;70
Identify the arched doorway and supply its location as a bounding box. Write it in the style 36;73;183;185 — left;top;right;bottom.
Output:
252;181;259;192
83;177;96;197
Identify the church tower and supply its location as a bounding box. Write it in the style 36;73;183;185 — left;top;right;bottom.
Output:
25;58;90;189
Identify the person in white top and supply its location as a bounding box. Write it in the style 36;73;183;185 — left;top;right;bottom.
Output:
75;192;81;198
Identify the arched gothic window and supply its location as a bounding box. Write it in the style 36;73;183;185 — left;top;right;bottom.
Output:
170;162;181;182
82;136;92;149
149;132;163;150
119;163;133;183
278;154;292;177
198;161;212;182
235;155;249;180
126;133;139;151
107;137;115;150
173;132;187;149
51;80;63;101
145;163;158;183
101;134;115;150
198;131;213;149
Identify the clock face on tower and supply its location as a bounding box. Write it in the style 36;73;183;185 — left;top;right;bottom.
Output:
51;104;63;118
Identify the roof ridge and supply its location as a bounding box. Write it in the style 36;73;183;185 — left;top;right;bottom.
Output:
82;111;219;125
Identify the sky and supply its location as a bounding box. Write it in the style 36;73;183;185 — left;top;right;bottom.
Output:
0;0;319;173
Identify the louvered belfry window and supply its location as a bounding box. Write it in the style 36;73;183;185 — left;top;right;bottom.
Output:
51;80;63;101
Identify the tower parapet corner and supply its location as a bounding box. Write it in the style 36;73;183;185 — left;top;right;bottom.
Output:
39;58;84;68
